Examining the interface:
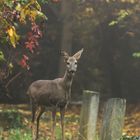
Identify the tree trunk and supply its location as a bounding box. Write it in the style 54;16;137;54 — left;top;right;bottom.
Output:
100;25;123;98
59;0;73;76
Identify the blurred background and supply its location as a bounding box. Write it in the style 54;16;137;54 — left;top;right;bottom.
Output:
0;0;140;139
1;0;140;103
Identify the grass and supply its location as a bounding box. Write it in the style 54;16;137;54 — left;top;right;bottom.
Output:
0;109;22;129
121;136;140;140
0;108;78;140
0;105;139;140
9;129;31;140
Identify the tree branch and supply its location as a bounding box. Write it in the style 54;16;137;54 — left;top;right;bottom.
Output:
5;72;22;89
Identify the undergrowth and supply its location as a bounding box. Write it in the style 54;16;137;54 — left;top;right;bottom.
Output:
0;109;139;140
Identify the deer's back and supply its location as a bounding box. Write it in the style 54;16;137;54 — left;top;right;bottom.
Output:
27;79;67;106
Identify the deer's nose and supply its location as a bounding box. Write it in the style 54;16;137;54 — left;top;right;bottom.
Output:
71;70;75;73
69;69;76;74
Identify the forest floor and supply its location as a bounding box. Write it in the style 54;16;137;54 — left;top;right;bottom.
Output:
0;102;139;140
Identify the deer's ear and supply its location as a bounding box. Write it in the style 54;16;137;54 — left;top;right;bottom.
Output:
73;48;84;60
61;50;69;61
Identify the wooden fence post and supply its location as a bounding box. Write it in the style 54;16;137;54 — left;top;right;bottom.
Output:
79;90;100;140
100;98;126;140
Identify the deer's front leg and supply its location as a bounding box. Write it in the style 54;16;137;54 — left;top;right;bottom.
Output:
60;107;65;140
51;109;56;140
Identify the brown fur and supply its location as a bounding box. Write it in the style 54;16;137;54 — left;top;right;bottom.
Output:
27;49;83;140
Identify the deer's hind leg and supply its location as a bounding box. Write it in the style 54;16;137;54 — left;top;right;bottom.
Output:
29;98;37;138
30;99;37;125
60;107;65;140
30;99;37;140
35;105;45;140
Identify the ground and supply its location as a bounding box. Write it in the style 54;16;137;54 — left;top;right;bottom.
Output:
0;102;139;140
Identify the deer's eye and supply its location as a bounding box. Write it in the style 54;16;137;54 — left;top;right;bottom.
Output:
67;62;70;65
75;62;77;65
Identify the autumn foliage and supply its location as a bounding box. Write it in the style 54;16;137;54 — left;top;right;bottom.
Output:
0;0;46;80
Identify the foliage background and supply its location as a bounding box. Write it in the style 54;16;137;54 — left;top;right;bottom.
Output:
0;1;140;139
0;0;140;103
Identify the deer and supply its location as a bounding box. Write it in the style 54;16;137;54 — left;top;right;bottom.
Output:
27;48;83;140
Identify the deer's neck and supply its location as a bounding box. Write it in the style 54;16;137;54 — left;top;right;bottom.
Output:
62;70;74;89
62;70;74;100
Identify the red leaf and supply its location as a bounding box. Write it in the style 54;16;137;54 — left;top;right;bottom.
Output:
25;41;35;53
19;55;30;69
23;54;29;60
19;59;26;68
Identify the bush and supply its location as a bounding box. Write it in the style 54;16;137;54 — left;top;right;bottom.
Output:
9;129;31;140
0;109;22;129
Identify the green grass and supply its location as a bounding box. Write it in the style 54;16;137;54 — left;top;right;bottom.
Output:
0;109;22;129
0;109;139;140
9;129;31;140
121;135;140;140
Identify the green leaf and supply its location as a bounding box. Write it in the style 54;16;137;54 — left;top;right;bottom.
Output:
132;52;140;58
108;20;118;26
109;10;131;27
4;0;14;8
0;51;5;62
37;11;48;20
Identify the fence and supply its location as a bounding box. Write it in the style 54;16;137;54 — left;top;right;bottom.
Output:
78;90;126;140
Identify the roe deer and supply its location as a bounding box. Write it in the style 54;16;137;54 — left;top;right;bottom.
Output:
27;48;83;140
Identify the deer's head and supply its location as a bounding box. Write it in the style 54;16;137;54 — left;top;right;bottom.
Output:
61;48;83;75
